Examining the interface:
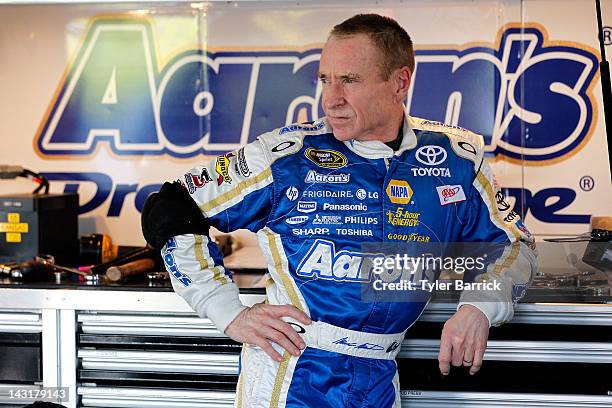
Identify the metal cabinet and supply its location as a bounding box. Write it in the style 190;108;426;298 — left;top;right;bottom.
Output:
0;289;611;407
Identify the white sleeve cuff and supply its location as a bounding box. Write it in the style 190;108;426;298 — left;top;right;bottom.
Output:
457;300;512;327
202;289;247;333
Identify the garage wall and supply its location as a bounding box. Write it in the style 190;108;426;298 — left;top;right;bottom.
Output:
0;0;610;244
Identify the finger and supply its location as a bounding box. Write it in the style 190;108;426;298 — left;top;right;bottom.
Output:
262;327;301;357
470;344;486;375
451;337;464;367
438;336;452;375
266;318;306;350
254;337;283;362
462;342;475;366
274;305;312;325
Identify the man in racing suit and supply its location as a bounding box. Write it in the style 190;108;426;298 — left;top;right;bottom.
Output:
142;13;536;408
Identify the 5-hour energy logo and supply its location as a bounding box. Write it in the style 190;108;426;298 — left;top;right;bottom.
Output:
35;19;598;163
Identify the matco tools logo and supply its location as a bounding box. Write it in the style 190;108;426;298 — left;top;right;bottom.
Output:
35;19;598;163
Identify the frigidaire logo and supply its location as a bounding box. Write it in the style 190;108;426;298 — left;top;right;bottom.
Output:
36;19;598;164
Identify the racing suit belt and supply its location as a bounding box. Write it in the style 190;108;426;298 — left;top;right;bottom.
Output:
289;320;405;360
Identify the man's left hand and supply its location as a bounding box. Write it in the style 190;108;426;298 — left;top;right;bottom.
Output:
438;304;489;376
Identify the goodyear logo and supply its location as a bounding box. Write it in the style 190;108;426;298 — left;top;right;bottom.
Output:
304;148;347;169
386;180;413;205
35;19;598;164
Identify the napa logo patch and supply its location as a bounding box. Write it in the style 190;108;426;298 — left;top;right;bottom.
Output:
386;180;413;205
304;148;347;169
35;19;598;164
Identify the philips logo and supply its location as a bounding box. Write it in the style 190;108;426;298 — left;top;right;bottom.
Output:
34;20;597;163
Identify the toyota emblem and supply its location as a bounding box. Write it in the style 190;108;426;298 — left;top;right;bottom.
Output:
415;145;447;166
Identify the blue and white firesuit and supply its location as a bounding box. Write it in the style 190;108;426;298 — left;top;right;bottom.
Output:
161;112;536;408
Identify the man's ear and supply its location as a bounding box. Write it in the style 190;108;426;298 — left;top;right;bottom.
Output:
394;66;411;103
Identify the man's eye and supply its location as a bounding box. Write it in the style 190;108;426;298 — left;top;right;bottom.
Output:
319;77;328;84
343;77;356;84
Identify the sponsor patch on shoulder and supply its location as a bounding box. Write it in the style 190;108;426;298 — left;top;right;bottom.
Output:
215;152;235;185
279;122;325;135
436;185;466;205
420;120;469;133
234;147;251;177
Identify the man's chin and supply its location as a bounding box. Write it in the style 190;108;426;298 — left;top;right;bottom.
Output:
329;125;355;141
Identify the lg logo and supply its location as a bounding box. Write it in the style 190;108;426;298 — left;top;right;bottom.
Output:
415;145;447;166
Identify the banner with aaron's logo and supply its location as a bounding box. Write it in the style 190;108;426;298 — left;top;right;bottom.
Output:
0;0;610;245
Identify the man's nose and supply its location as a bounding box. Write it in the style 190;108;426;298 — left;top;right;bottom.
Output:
324;82;345;109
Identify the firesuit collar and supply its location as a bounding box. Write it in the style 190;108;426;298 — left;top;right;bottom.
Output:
341;108;417;159
384;119;404;151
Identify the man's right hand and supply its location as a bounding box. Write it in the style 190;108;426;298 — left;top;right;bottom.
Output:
225;303;312;362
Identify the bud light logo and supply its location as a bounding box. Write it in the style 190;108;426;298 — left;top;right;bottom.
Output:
35;19;598;164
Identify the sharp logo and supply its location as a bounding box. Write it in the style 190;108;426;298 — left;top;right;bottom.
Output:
34;19;597;163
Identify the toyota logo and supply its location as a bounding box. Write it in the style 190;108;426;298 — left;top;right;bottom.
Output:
415;145;447;166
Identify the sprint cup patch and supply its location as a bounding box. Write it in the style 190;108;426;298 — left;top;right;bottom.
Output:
436;185;466;205
304;148;347;169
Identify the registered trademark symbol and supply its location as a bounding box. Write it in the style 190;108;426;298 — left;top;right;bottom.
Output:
604;26;612;46
579;175;594;191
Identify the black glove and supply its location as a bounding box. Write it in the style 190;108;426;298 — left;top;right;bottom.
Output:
141;181;210;249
